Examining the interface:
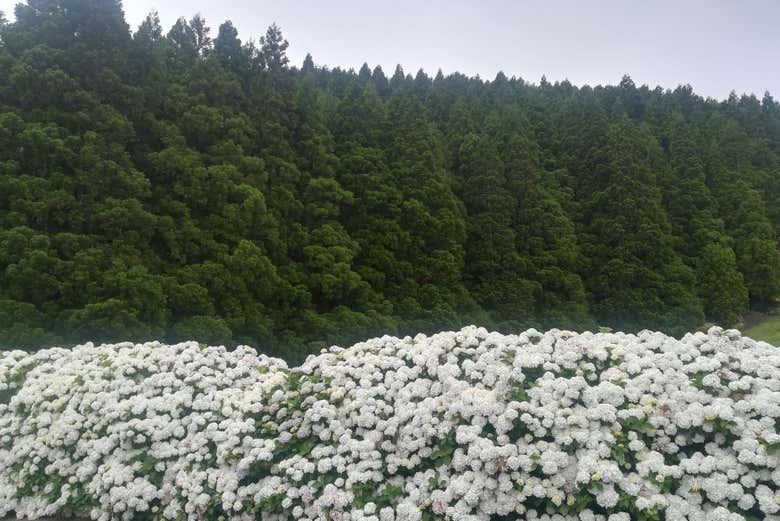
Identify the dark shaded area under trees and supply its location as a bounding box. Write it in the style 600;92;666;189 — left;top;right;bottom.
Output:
1;0;779;362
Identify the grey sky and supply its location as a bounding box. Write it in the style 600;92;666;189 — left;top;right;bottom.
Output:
2;0;778;100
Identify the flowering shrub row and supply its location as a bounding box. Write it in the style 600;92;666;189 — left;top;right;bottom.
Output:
1;326;779;521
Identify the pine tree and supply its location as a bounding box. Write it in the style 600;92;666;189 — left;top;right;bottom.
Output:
504;133;591;329
581;121;703;333
135;11;163;44
455;132;537;327
662;117;748;324
167;17;197;61
385;93;471;330
260;23;289;71
707;120;780;307
302;53;315;74
214;21;250;75
189;14;212;56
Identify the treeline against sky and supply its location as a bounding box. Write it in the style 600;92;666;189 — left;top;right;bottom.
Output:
1;0;780;361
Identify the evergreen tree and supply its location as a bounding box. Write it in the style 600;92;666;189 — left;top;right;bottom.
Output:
581;121;703;333
504;134;590;329
455;132;537;327
135;11;163;44
302;53;315;74
707;120;780;307
385;94;470;330
189;14;212;56
214;20;255;77
260;23;288;71
167;17;197;61
662;117;748;324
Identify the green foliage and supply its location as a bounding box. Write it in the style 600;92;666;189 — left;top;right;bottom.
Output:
1;1;780;359
130;453;164;487
430;430;457;466
580;121;704;334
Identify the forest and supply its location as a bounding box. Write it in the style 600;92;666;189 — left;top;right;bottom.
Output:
1;0;780;362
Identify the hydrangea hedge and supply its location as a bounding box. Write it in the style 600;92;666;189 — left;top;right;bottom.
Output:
1;326;779;521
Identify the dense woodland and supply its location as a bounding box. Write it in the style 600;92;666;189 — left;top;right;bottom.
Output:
1;0;780;361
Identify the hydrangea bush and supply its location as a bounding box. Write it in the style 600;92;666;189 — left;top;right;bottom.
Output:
1;326;779;521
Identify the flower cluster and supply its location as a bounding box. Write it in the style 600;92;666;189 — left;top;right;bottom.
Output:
0;341;288;520
1;326;779;521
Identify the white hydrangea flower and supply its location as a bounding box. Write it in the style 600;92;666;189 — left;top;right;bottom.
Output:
1;326;779;520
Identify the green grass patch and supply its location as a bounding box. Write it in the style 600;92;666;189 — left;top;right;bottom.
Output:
744;314;780;346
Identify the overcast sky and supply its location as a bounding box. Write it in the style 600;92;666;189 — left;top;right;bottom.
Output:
1;0;778;100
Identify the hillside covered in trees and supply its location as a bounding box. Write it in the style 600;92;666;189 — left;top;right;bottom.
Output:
1;0;780;361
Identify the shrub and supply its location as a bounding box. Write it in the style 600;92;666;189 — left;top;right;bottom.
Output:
1;326;779;520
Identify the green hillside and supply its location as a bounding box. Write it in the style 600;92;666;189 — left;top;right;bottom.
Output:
1;1;780;361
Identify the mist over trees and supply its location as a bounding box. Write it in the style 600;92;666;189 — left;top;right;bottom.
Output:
1;0;779;361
